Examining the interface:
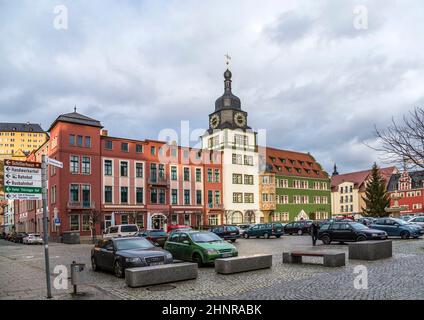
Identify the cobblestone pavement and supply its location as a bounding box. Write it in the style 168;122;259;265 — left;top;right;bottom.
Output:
1;236;423;300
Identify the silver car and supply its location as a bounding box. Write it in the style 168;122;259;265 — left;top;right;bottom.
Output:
23;233;43;245
408;216;424;227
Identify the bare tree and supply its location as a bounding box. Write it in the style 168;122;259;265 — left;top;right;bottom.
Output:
374;107;424;170
88;209;102;242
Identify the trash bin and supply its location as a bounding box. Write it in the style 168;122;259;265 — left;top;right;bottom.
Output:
70;262;86;286
62;231;80;244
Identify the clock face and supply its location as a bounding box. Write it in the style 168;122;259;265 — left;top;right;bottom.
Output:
210;114;220;129
234;112;246;127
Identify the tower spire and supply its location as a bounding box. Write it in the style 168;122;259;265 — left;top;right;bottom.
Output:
333;163;339;176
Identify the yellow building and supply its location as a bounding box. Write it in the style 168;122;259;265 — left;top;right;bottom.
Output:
0;123;48;160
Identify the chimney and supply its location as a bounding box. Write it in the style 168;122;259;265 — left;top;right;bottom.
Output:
101;129;108;136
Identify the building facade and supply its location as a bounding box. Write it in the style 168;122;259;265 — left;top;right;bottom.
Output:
0;123;48;160
331;166;397;217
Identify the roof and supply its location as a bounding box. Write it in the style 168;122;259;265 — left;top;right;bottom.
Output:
264;146;329;179
0;123;45;133
387;170;424;191
331;166;396;191
48;111;103;131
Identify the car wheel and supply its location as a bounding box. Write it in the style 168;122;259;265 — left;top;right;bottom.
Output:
276;235;281;239
230;239;236;243
298;230;303;236
289;233;292;235
114;260;124;278
192;253;203;267
91;256;100;272
264;233;270;239
400;231;410;240
243;233;249;239
356;235;366;242
321;235;331;245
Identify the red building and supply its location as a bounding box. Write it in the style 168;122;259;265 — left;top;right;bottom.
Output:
15;110;223;242
387;170;424;215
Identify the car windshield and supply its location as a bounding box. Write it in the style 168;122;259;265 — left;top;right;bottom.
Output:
121;225;138;233
227;226;238;232
190;232;222;243
392;218;408;225
350;223;369;230
115;238;154;250
149;231;168;237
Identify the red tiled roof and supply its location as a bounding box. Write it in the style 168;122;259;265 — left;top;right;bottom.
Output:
265;147;329;179
331;167;397;191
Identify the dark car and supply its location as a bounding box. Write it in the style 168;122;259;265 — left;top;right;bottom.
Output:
137;230;169;247
13;232;29;243
91;237;173;278
318;221;388;244
243;223;284;239
209;225;240;242
284;220;313;235
370;218;423;239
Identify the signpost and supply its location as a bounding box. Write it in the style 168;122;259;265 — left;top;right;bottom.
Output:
2;157;63;299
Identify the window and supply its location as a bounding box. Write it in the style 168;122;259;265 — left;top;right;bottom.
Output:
214;169;220;182
85;136;91;148
151;146;156;155
234;134;248;146
82;157;91;174
196;168;202;182
77;135;83;147
209;215;218;226
184;214;190;226
136;187;144;204
136;144;143;153
70;215;80;231
120;187;128;203
184;167;190;181
215;191;220;205
232;174;242;184
159;189;166;204
70;155;79;173
82;185;91;207
183;150;189;159
244;193;254;203
171;214;178;225
244;175;254;185
171;189;178;205
244;155;253;166
150;164;157;182
184;190;190;205
171;148;177;157
51;185;56;204
105;140;113;150
151;189;157;203
69;134;75;146
196;190;202;205
232;153;242;165
208;190;213;206
104;160;112;176
121;214;129;225
120;162;128;177
171;166;177;180
233;193;243;203
104;186;112;203
70;184;79;202
262;193;268;202
158;164;165;180
121;142;129;152
82;214;90;231
136;163;143;178
207;169;213;182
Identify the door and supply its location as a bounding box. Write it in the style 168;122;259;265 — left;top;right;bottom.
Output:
151;215;166;230
339;223;355;241
329;223;344;241
99;240;115;270
177;233;192;261
166;233;180;259
384;219;399;236
249;225;260;236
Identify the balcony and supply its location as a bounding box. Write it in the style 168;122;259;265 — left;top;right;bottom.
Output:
148;176;170;186
208;203;223;209
67;201;95;210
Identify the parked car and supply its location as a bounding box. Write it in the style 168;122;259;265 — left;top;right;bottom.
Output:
167;224;192;234
401;215;414;221
284;220;312;235
370;218;424;239
164;231;237;266
23;233;43;245
137;229;169;247
91;237;173;277
356;217;375;226
103;224;139;239
13;232;28;243
235;224;253;236
243;223;284;239
407;216;424;227
318;221;388;244
208;225;240;242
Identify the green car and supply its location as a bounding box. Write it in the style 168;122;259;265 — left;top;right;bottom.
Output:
164;231;238;266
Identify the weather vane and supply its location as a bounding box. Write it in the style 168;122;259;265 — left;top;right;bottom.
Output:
224;53;231;66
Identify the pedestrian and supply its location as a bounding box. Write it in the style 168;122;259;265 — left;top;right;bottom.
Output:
310;221;319;246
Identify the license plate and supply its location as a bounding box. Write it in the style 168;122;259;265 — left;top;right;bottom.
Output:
230;233;236;235
276;229;281;232
156;237;165;241
149;261;164;266
221;253;232;258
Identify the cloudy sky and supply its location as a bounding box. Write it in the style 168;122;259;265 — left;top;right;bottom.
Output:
1;0;424;174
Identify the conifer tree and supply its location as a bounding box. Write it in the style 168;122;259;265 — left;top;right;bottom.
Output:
362;163;390;217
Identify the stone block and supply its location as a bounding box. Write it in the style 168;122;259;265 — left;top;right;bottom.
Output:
215;254;272;274
348;240;392;260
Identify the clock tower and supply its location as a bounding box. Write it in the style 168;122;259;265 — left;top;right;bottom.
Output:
208;69;250;132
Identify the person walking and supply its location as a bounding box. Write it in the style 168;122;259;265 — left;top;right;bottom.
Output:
310;221;320;246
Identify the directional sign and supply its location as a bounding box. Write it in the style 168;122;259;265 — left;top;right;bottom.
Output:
5;179;42;188
4;159;41;169
4;166;41;175
5;193;42;201
46;157;63;168
3;159;43;200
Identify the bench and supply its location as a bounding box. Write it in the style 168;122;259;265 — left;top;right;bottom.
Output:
283;251;345;267
125;262;198;288
215;254;272;274
348;240;392;260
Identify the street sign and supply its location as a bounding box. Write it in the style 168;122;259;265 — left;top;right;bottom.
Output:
46;157;63;168
54;218;61;226
3;159;42;200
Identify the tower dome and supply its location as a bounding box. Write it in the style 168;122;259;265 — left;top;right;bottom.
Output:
214;68;241;111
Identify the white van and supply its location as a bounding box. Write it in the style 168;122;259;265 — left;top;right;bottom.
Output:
103;224;139;239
